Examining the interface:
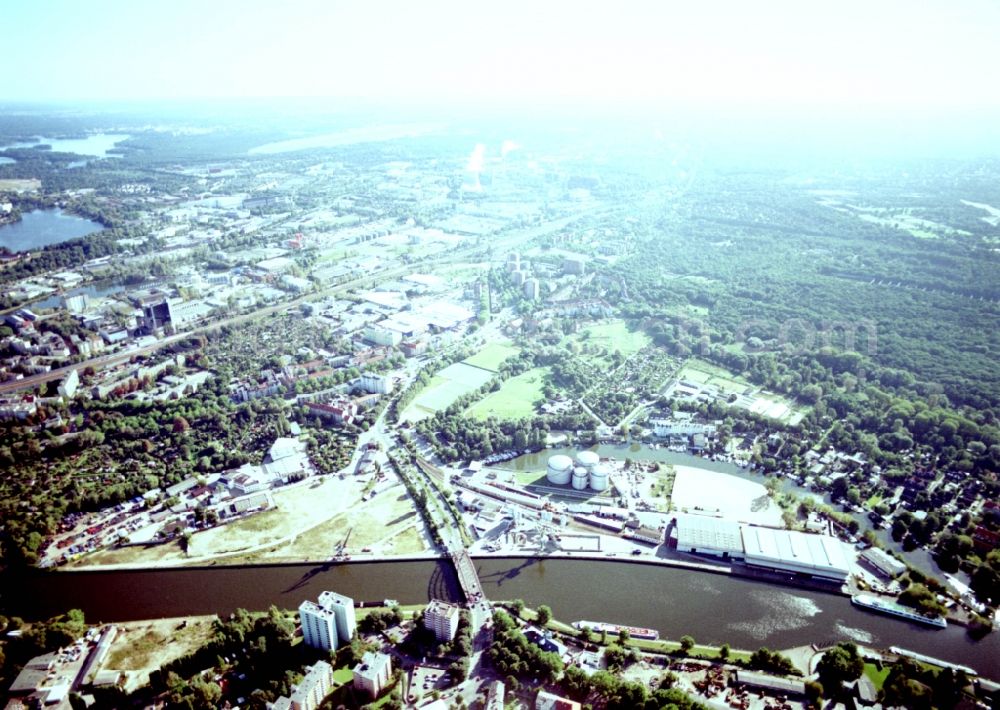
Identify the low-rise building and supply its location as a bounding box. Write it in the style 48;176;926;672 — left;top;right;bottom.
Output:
861;547;906;579
732;670;806;696
535;689;582;710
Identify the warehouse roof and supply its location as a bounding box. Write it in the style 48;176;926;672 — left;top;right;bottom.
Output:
741;526;852;578
675;513;743;554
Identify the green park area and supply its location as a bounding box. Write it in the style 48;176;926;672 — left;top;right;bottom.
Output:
466;367;550;421
401;342;519;422
401;362;496;423
462;341;520;371
574;319;651;358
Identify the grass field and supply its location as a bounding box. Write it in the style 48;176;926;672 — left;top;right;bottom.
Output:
466;366;549;420
677;359;746;390
577;319;651;357
864;662;890;690
401;362;495;422
462;341;520;371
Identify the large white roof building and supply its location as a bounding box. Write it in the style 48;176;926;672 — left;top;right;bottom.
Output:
741;525;853;582
674;514;743;558
673;514;855;582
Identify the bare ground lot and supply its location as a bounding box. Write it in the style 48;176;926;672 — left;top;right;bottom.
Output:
104;616;216;693
71;473;429;568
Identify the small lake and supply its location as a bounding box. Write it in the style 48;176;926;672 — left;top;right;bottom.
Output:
0;209;104;252
0;133;130;158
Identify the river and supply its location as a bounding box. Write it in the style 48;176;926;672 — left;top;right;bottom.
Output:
0;209;104;252
4;558;997;679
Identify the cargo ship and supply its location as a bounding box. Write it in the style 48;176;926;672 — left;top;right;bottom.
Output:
572;620;659;640
851;594;947;628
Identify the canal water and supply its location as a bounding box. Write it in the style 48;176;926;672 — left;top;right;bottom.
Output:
0;209;104;252
5;558;998;679
31;279;132;310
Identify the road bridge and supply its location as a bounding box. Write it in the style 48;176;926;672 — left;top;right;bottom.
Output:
450;548;485;604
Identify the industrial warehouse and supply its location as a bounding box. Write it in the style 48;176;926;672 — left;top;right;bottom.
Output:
457;450;858;587
670;513;854;583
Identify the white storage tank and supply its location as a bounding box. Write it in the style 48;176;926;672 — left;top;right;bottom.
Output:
589;463;610;492
572;466;589;490
546;454;573;485
575;450;600;471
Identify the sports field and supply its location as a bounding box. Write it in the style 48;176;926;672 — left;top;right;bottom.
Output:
401;362;495;422
462;341;520;371
675;359;805;425
466;366;550;420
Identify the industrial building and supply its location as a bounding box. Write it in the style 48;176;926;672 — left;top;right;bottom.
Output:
741;525;853;582
672;514;855;582
424;600;460;642
545;452;609;492
353;651;392;698
861;546;907;579
673;514;744;559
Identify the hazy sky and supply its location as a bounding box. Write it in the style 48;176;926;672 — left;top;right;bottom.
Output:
5;0;999;108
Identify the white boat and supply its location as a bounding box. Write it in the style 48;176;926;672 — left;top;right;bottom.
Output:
851;594;946;628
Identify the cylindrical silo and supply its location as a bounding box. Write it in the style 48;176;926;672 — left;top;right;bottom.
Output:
546;454;573;485
575;450;599;471
589;463;609;492
572;466;589;490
